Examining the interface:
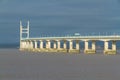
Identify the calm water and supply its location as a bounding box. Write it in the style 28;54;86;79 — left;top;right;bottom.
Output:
0;49;120;80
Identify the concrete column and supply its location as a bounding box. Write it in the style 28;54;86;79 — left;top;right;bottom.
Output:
57;40;61;49
68;40;80;53
23;41;27;49
53;41;57;49
46;40;51;49
104;41;109;54
24;41;27;49
92;41;96;50
76;40;79;50
84;41;88;50
104;41;108;51
30;41;33;49
69;40;73;50
27;41;30;49
27;41;29;48
20;41;23;49
84;41;96;54
112;41;116;50
34;40;37;49
63;40;67;49
23;41;25;48
22;41;25;48
104;41;116;54
20;42;22;48
40;40;43;49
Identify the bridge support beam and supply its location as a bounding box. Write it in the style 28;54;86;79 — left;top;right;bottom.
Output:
59;40;68;53
84;41;96;54
37;40;43;52
23;41;26;49
20;41;24;50
53;41;57;49
22;41;31;50
26;41;33;51
76;41;79;49
76;40;80;52
34;40;38;49
55;40;67;53
47;40;58;52
57;40;61;50
27;41;30;49
39;40;43;49
31;40;38;52
46;40;51;49
56;40;62;52
69;40;73;50
44;40;51;52
63;40;67;49
20;41;28;50
112;41;116;51
24;41;27;49
30;41;33;49
68;40;80;53
20;41;23;49
104;41;116;54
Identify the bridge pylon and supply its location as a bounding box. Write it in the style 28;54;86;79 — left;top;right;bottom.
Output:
20;21;30;49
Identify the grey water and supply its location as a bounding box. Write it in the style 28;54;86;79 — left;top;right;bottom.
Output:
0;49;120;80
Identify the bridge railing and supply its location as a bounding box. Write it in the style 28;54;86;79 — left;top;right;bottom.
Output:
21;35;120;40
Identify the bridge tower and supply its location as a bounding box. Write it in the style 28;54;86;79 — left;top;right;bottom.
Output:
20;21;30;49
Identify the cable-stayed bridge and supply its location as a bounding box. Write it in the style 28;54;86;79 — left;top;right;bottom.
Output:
20;21;120;54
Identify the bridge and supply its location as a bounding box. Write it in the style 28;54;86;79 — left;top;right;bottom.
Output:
20;21;120;54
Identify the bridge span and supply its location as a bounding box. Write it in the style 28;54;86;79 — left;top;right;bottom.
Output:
20;21;120;54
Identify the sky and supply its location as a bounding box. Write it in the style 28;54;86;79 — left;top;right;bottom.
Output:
0;0;120;44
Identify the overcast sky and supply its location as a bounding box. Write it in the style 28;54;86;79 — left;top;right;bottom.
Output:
0;0;120;44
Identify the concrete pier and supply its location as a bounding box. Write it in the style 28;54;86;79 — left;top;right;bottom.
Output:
39;40;43;49
75;40;80;53
63;40;67;48
57;40;61;49
53;40;57;49
24;41;27;49
37;40;43;52
34;40;37;49
27;41;30;49
56;40;67;52
104;41;116;54
61;40;67;52
30;41;33;49
84;41;96;54
76;40;79;50
68;40;80;53
46;40;50;49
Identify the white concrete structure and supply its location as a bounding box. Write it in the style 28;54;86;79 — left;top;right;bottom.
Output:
104;41;116;54
53;40;57;49
63;40;67;49
84;40;96;54
20;21;120;54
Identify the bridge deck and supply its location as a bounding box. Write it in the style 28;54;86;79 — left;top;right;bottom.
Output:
21;35;120;41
